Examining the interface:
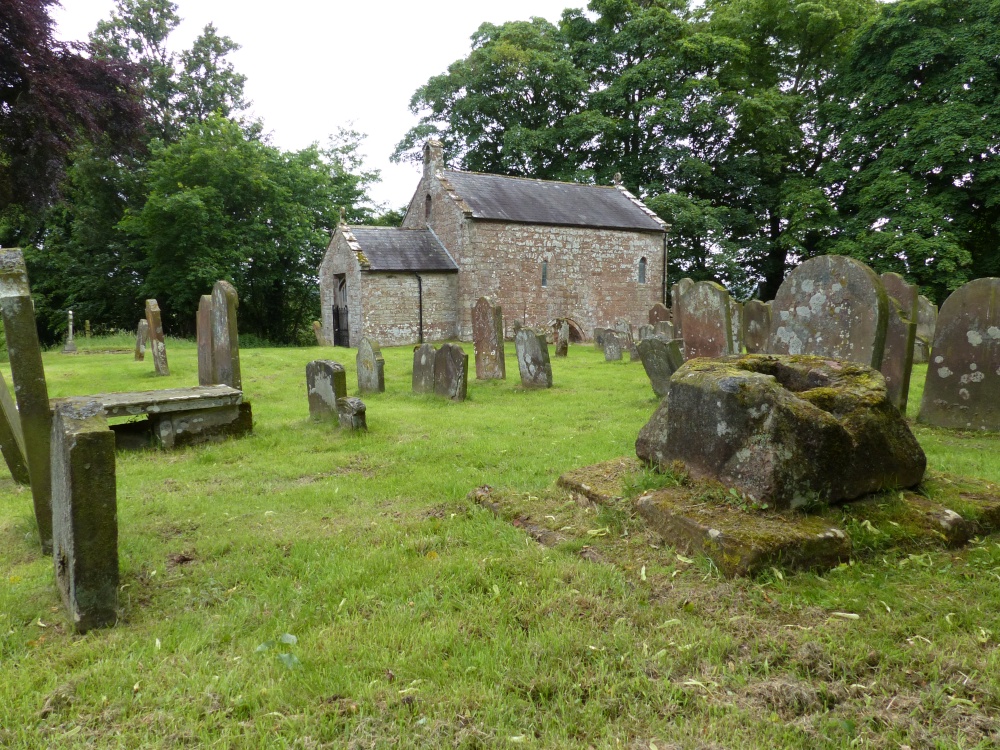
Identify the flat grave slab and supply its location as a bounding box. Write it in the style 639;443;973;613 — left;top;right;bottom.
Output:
51;385;243;419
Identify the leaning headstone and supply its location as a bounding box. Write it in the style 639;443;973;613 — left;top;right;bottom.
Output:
671;278;694;340
681;281;734;359
766;255;889;368
515;329;553;388
729;301;744;353
312;321;328;346
134;319;149;361
336;397;367;431
211;281;241;389
196;295;214;385
145;299;169;376
880;272;919;412
412;343;436;393
743;300;771;354
434;343;469;401
0;249;54;552
603;331;623;361
654;321;675;339
306;360;347;420
51;399;118;633
61;310;77;354
914;295;938;364
356;337;385;394
918;278;1000;430
0;370;29;484
637;336;685;398
555;321;569;357
649;303;670;326
472;297;506;379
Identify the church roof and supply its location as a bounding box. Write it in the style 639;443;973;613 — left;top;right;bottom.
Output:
441;171;666;233
347;227;458;272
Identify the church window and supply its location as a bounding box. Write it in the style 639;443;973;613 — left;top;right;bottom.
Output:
638;257;647;283
542;260;548;288
424;194;432;222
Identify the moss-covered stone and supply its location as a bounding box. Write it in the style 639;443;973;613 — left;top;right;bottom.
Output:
557;457;643;505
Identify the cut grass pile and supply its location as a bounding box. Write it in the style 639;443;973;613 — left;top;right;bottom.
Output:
1;343;999;749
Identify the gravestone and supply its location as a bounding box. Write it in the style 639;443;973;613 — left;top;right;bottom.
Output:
918;278;1000;430
593;328;608;350
654;321;675;339
766;256;888;368
649;302;670;325
472;297;506;379
637;324;654;342
412;343;436;393
434;343;469;401
313;321;328;346
555;321;570;357
211;281;241;389
51;399;118;633
0;370;29;484
914;295;938;364
637;336;685;398
61;310;77;354
515;329;553;388
880;272;919;412
603;331;623;361
729;301;744;353
743;300;771;354
671;278;694;339
197;295;214;385
681;281;734;359
0;249;54;552
356;337;386;394
306;360;347;420
337;397;367;431
616;320;640;361
145;299;169;376
134;319;148;361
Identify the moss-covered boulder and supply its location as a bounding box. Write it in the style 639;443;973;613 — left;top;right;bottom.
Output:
636;354;926;510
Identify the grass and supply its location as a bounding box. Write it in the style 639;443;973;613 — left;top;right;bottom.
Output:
0;343;999;748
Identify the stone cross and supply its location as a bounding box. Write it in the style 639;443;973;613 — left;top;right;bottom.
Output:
434;343;469;401
134;319;149;361
356;337;385;394
145;299;169;376
306;360;347;420
472;297;505;379
412;343;436;393
61;310;77;354
515;329;553;388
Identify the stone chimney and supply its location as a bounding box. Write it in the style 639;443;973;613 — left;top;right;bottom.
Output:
423;139;444;179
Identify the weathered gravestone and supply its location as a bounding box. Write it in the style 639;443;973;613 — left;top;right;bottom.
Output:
616;320;640;361
637;324;654;342
356;337;386;394
0;370;29;484
880;273;919;412
306;360;347;420
412;343;436;393
337;397;367;431
434;343;469;401
743;300;771;354
681;281;734;359
671;278;694;340
654;321;675;339
766;255;889;368
649;302;670;325
61;310;77;354
145;299;169;376
637;336;685;398
555;321;570;357
51;399;118;633
0;249;54;552
918;278;1000;430
197;295;214;385
914;295;938;364
603;331;624;361
515;329;553;388
211;281;241;389
729;301;744;353
472;297;506;379
134;319;148;361
637;354;926;509
593;328;608;350
313;321;328;346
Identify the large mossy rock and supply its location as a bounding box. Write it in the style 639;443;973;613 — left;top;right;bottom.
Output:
636;354;926;509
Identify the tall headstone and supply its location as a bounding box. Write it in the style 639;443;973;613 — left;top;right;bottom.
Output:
729;301;744;353
145;299;169;376
211;281;241;389
412;343;436;393
637;336;685;398
472;297;505;379
515;329;553;388
671;278;694;340
134;319;148;361
681;281;734;359
555;321;570;357
196;294;214;385
306;360;347;420
603;331;623;361
0;249;54;552
356;337;385;394
743;300;771;354
648;303;670;326
51;400;118;633
61;310;77;354
914;295;938;364
880;272;919;412
312;321;328;346
766;256;888;368
0;370;29;484
918;278;1000;430
434;343;469;401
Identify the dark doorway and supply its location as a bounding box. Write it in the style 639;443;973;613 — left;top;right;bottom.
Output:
332;274;350;347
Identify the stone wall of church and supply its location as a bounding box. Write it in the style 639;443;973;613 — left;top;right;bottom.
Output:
359;272;458;346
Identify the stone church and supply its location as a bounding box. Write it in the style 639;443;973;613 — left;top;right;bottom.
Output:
319;140;668;347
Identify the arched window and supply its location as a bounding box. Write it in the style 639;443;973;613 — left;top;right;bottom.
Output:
424;194;432;222
638;257;647;284
541;260;548;288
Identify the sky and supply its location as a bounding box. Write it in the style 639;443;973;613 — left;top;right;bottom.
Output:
51;0;580;212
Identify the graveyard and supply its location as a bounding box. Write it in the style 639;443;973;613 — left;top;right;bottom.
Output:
0;330;998;748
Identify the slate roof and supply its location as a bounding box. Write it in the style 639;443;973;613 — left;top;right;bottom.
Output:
441;171;666;233
348;227;458;272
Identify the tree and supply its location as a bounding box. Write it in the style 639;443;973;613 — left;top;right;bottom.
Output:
174;23;248;127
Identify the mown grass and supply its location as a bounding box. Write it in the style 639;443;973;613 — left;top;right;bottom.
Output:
1;344;999;749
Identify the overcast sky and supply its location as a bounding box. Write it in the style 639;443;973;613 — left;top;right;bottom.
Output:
51;0;579;212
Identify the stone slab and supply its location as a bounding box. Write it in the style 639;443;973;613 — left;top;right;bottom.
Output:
515;329;553;388
603;332;623;361
134;319;148;361
743;300;771;354
879;273;918;412
197;294;214;386
681;281;734;359
730;300;744;353
648;303;670;325
472;297;505;379
356;337;385;394
145;299;169;376
557;457;643;506
151;402;252;450
52;385;243;419
434;343;469;401
555;321;569;357
412;343;436;394
671;278;694;340
637;336;684;398
211;281;241;389
306;360;347;420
